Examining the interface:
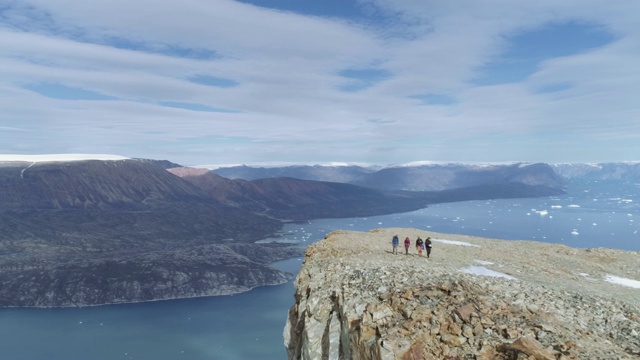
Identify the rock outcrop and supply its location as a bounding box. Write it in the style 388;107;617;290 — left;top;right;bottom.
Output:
284;228;640;359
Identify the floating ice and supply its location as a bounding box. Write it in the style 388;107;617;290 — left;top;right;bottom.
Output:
538;210;548;216
460;266;517;280
551;205;562;209
571;230;579;235
604;275;640;289
567;204;581;208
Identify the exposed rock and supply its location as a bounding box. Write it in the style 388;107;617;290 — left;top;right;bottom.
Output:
284;228;640;359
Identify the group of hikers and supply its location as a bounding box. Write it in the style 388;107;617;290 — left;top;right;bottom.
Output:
391;235;432;258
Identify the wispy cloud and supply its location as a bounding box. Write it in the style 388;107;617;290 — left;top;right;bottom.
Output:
1;0;639;165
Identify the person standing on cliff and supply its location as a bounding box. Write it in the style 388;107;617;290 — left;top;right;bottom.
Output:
416;237;424;256
391;235;399;254
425;237;432;258
404;237;411;255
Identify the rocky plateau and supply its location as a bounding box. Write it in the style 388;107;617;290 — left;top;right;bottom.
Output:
284;228;640;359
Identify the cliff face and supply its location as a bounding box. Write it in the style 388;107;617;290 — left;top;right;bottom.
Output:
284;229;640;359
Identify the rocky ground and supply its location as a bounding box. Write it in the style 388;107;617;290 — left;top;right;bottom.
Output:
284;228;640;359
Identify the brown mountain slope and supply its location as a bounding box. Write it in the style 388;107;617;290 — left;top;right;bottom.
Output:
0;159;295;307
170;167;565;221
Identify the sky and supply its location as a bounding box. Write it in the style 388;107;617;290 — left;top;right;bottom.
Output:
1;0;639;166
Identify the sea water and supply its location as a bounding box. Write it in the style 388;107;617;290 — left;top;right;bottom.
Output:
0;180;638;359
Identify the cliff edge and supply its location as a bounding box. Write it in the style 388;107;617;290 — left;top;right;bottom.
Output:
284;228;640;359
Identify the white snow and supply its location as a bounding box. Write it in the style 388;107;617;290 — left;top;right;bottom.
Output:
604;275;640;289
474;259;494;265
391;160;521;168
0;154;128;162
432;238;481;247
460;266;518;280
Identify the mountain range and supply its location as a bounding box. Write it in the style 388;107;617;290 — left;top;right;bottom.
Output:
552;162;640;181
212;162;567;191
213;161;640;185
0;158;567;307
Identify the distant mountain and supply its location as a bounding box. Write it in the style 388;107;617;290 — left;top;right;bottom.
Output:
139;158;183;169
170;167;430;220
213;162;566;191
0;159;294;307
170;166;564;221
0;159;566;307
0;158;207;211
212;164;376;182
552;162;640;181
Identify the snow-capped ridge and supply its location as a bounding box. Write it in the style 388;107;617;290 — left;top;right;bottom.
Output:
389;160;524;168
0;154;129;163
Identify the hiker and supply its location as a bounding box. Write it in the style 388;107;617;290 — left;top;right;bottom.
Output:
404;237;411;255
425;237;432;258
416;237;424;257
391;235;399;254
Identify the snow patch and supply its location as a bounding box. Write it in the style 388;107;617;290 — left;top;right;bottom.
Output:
474;259;494;265
0;154;128;162
432;238;480;247
604;275;640;289
460;266;517;280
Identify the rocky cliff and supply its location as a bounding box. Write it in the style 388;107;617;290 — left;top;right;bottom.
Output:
284;229;640;359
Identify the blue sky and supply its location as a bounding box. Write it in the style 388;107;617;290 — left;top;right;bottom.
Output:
1;0;639;166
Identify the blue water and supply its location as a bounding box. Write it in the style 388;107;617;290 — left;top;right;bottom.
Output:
0;180;638;359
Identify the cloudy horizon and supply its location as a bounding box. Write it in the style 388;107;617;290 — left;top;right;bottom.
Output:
1;0;639;166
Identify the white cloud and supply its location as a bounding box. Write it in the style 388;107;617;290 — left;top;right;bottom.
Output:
1;0;639;164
